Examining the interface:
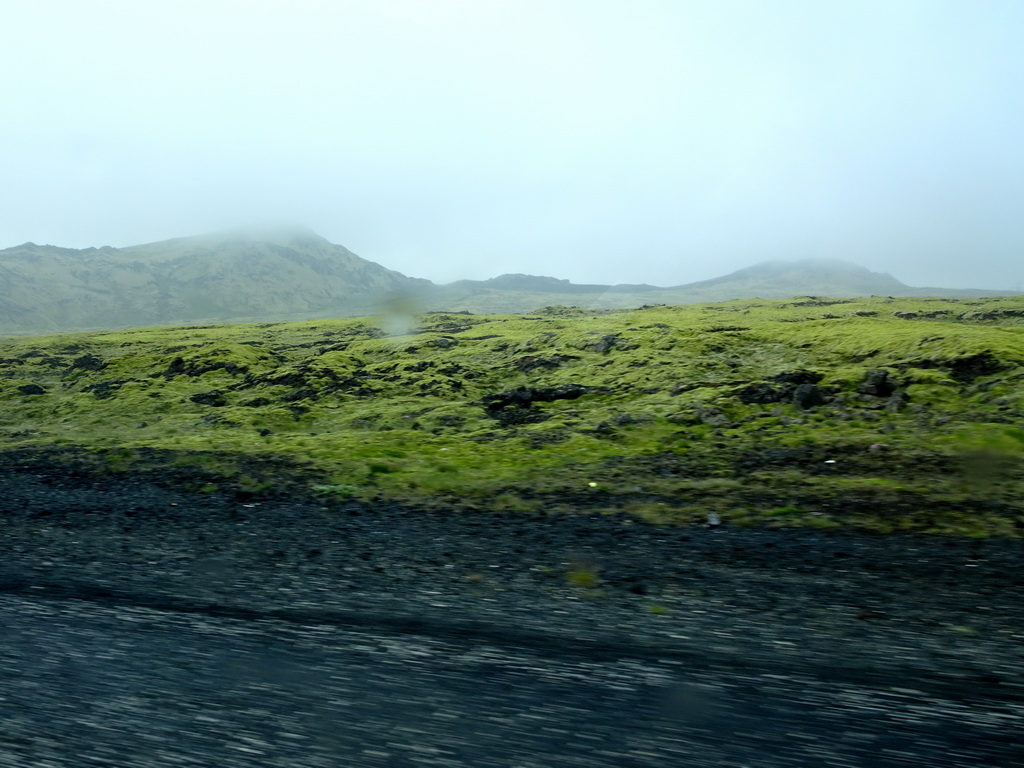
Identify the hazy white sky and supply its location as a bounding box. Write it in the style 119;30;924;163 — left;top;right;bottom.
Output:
1;0;1021;289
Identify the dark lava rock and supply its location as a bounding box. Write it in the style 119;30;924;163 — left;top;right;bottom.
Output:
768;370;823;386
281;388;318;403
885;390;910;411
578;333;637;354
793;383;828;409
163;356;188;377
190;390;227;407
959;307;1024;322
483;384;592;412
584;334;622;354
736;370;829;409
858;368;899;398
82;380;130;399
68;353;105;372
735;382;784;404
609;413;641;426
903;351;1008;385
894;310;952;320
946;351;1007;383
697;407;731;426
513;356;563;372
162;357;247;379
259;371;310;388
492;408;550;426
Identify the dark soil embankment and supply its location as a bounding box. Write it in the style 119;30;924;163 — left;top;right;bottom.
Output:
0;450;1021;701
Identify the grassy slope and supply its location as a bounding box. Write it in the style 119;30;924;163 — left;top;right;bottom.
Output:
1;295;1022;535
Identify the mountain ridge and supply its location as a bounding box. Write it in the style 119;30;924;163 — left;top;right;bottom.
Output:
0;227;429;334
0;227;1016;335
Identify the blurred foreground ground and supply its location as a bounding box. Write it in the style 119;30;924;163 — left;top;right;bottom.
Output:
0;465;1021;766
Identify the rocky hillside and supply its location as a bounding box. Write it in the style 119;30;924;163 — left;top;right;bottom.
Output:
0;295;1021;534
0;227;429;335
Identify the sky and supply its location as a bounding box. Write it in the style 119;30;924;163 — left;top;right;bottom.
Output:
1;0;1022;290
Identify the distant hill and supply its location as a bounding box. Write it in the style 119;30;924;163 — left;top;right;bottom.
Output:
430;258;1015;314
0;227;429;334
663;258;1014;302
668;258;910;299
0;228;1016;335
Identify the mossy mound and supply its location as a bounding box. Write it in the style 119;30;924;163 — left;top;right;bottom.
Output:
1;296;1022;534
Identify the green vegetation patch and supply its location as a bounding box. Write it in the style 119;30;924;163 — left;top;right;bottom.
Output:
1;297;1022;535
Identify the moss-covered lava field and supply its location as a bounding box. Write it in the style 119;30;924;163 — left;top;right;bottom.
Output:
1;295;1022;534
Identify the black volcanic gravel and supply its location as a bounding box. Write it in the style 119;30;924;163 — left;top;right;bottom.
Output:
0;459;1020;682
0;457;1022;765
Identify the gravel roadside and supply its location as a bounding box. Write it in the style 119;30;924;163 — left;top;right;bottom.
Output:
2;459;1023;765
1;459;1021;692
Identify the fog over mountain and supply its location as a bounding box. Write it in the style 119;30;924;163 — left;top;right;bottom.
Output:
0;228;1014;335
0;228;426;334
1;2;1022;293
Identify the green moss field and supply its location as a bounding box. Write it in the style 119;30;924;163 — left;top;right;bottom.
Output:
1;295;1022;535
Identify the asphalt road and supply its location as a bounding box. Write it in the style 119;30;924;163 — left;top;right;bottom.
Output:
1;593;1020;768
